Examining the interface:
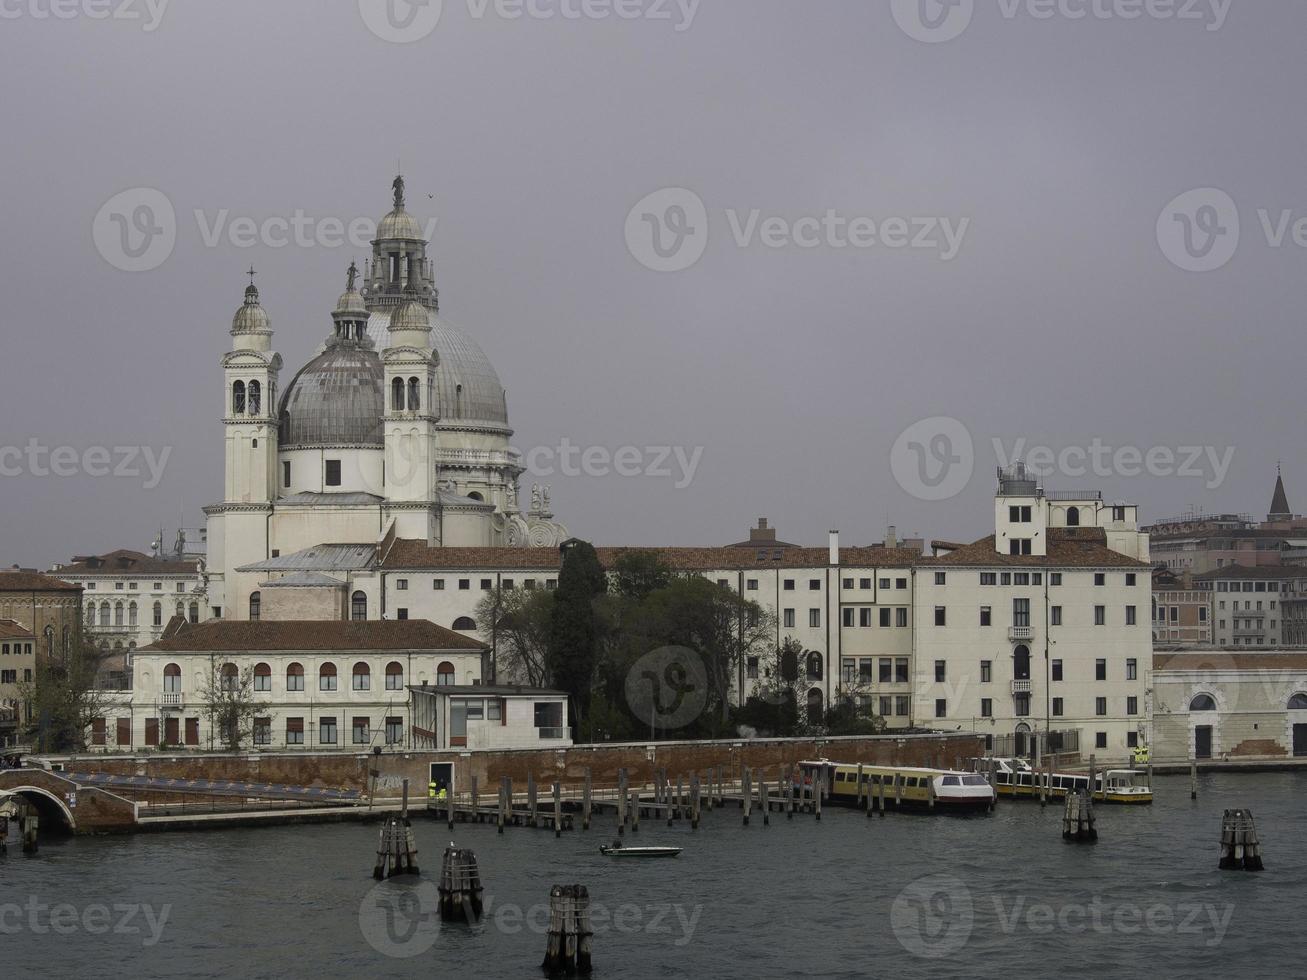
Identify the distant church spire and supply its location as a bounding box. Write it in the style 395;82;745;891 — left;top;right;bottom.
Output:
1269;462;1292;522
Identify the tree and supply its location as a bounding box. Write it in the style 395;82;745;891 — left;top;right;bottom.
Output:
475;586;554;687
611;550;672;601
547;540;608;730
634;576;775;735
200;660;258;751
20;630;114;753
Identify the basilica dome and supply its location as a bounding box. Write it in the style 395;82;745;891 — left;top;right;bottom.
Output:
367;308;509;428
277;345;385;448
377;206;425;241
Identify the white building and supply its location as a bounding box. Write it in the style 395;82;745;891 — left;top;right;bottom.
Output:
203;176;567;627
410;685;571;751
95;619;488;752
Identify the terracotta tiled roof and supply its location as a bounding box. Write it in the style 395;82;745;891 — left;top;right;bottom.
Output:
0;570;82;593
1154;651;1307;671
1192;564;1307;581
0;619;34;639
57;549;199;577
920;529;1148;568
381;540;924;572
142;619;486;653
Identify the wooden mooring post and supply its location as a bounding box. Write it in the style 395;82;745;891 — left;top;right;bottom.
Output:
497;777;506;834
1190;758;1198;800
691;774;701;829
814;772;823;821
760;777;770;826
541;884;594;976
471;775;480;823
630;788;640;833
373;779;420;879
438;846;484;923
741;767;752;825
529;774;539;828
582;768;592;831
855;763;865;810
1088;754;1097;803
616;773;626;836
1219;808;1264;871
20;808;38;854
1062;790;1097;842
553;781;563;838
894;772;903;810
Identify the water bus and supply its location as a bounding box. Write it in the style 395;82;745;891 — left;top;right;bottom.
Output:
796;760;996;811
974;757;1152;804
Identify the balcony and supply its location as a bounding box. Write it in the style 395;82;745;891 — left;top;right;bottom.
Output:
538;727;567;740
1009;626;1034;642
159;692;182;708
1011;679;1032;694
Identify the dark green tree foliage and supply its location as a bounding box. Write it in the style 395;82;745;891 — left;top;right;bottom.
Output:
547;540;608;728
611;550;672;601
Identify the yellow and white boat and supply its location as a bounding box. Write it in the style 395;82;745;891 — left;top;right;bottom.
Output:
975;757;1152;804
797;759;996;812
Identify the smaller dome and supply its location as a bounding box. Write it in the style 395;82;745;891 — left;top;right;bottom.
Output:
389;298;431;335
232;283;271;334
335;288;367;315
377;207;425;241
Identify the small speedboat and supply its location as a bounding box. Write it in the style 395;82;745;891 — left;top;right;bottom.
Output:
600;840;682;858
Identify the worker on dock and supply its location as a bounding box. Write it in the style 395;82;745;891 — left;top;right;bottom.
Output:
1132;743;1150;766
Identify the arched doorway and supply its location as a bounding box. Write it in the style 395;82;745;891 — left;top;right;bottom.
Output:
806;688;823;726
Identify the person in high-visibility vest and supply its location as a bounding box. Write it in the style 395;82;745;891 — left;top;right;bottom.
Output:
1132;744;1150;765
428;781;439;799
437;786;448;802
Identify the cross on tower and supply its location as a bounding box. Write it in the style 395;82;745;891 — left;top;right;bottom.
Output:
247;265;257;287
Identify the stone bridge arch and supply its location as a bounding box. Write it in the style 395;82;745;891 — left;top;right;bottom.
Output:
1;785;77;832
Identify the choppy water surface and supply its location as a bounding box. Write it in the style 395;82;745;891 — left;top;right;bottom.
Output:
4;772;1304;979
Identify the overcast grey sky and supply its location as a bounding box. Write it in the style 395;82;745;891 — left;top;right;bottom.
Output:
1;0;1302;568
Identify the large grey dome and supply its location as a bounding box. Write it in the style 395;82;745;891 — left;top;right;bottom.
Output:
367;309;509;428
278;345;385;448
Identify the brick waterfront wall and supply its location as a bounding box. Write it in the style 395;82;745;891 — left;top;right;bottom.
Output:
52;732;985;797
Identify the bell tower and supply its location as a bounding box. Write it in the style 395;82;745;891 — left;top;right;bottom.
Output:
223;269;281;504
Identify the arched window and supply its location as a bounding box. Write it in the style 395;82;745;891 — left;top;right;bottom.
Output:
189;602;199;624
806;651;823;680
407;377;420;412
352;662;371;691
437;661;456;686
175;601;184;619
320;662;338;691
247;380;261;416
351;591;367;621
1189;693;1217;711
43;625;54;658
391;377;405;411
1288;693;1307;709
286;662;305;692
452;616;476;631
153;601;162;627
163;662;181;693
249;592;261;621
114;601;124;627
232;380;246;415
467;492;484;502
254;662;272;692
1066;506;1080;527
86;601;95;621
806;688;824;725
1013;645;1031;681
220;662;239;693
386;661;404;691
128;602;138;627
99;601;110;626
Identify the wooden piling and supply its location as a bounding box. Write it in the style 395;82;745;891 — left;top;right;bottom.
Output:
583;768;592;831
1219;808;1264;871
497;776;506;834
742;767;751;825
631;788;640;833
1062;790;1097;842
676;774;685;820
1088;754;1097;803
927;774;936;811
761;778;770;826
529;774;539;828
855;763;865;809
691;774;701;829
438;846;483;923
894;772;902;810
1190;757;1198;800
616;776;626;836
542;884;592;976
471;774;479;823
553;781;562;838
814;772;823;821
373;779;420;878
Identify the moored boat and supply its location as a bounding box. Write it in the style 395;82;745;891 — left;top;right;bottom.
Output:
600;841;682;858
973;757;1152;804
796;760;995;811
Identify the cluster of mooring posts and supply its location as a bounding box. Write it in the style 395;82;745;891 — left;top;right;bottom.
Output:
1062;791;1097;842
1218;809;1264;871
541;884;594;976
438;845;485;923
373;779;420;879
0;796;39;855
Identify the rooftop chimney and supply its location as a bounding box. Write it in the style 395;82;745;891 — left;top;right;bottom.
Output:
749;519;777;545
886;525;898;548
829;530;839;566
